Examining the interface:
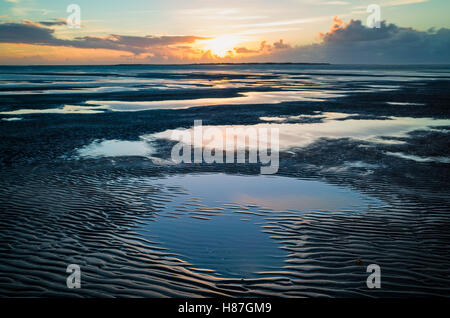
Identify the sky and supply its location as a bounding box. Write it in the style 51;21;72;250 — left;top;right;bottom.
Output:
0;0;449;64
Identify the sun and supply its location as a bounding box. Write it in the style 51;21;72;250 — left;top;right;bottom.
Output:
202;35;242;57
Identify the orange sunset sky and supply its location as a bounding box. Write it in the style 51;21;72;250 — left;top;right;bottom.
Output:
0;0;449;64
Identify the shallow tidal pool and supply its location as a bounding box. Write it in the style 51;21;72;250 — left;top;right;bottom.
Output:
135;173;383;278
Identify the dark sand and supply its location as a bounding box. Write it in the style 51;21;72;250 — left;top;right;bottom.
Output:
0;64;449;297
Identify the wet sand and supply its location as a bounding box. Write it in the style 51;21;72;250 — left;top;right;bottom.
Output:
0;64;449;297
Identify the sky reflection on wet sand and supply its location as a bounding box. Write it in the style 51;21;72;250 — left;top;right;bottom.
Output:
137;173;381;278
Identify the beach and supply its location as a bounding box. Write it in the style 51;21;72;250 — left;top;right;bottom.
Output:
0;64;449;297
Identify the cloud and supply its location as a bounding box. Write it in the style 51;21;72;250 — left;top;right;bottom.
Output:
0;17;448;64
0;21;208;55
322;1;350;5
234;47;259;54
263;18;450;64
234;39;291;55
228;16;330;29
351;0;429;11
383;0;428;6
37;19;67;27
273;39;291;49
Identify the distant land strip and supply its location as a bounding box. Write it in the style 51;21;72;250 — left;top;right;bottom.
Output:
113;62;331;66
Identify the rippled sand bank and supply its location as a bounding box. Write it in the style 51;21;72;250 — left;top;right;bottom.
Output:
0;65;449;297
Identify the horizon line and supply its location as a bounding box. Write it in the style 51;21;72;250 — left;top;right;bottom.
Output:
0;62;331;67
2;62;450;67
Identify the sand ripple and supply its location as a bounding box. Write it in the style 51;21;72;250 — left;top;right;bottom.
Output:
1;165;449;297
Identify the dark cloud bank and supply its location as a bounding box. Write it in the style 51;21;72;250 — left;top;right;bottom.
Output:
266;19;450;64
0;20;206;55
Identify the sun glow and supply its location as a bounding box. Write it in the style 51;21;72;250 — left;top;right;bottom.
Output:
202;35;242;57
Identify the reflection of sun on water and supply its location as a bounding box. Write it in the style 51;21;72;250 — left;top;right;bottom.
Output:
202;35;242;57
